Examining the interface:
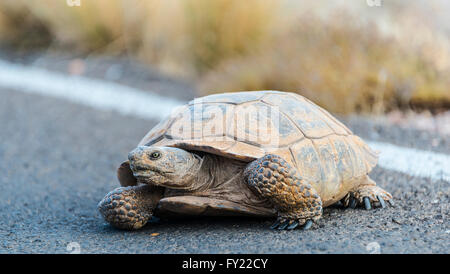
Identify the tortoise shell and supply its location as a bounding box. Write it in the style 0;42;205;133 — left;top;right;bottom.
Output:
137;91;378;196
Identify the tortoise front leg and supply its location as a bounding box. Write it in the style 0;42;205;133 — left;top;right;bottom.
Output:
244;154;322;230
98;185;164;230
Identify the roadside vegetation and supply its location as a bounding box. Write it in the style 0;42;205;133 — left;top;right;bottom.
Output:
0;0;448;113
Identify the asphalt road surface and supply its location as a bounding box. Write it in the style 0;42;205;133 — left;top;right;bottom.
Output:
0;55;448;254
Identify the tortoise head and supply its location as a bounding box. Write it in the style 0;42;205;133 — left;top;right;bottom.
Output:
128;146;203;189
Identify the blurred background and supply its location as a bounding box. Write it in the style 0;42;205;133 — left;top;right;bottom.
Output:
1;1;449;254
0;0;449;115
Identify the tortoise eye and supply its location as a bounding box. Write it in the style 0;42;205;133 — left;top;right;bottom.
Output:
149;151;161;159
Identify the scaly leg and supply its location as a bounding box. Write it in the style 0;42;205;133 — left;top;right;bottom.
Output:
98;184;163;230
244;154;322;230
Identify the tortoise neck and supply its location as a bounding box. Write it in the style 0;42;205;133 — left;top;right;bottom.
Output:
164;154;271;209
173;152;204;191
183;154;216;192
187;154;246;192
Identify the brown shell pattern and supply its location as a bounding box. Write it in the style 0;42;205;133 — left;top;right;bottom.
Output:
139;91;378;185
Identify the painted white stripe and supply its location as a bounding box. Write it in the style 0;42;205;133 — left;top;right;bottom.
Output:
0;59;448;182
0;60;184;120
367;141;450;182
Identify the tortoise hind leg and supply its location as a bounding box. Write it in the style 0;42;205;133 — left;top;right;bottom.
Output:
342;176;394;210
244;154;323;230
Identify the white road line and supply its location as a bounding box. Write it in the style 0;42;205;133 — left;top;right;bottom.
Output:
0;60;184;120
0;59;448;182
367;141;449;182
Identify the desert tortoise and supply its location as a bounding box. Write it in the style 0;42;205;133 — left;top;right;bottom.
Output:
98;90;393;230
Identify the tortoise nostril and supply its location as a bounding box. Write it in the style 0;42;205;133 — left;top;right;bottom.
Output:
129;146;154;163
128;147;144;162
128;151;137;162
128;153;136;162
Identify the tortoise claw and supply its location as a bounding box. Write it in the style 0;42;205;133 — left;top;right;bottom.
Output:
270;220;281;229
271;218;313;231
363;197;372;210
388;199;395;207
302;219;313;230
346;195;393;210
362;195;393;209
377;195;386;208
349;198;357;209
277;221;290;230
287;221;299;230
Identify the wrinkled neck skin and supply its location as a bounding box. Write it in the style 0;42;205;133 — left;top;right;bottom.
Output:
164;154;270;208
168;153;204;190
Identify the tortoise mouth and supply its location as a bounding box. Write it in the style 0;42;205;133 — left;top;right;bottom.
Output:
129;162;179;189
132;171;163;187
129;162;173;176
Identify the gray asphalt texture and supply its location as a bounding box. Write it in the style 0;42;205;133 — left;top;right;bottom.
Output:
0;56;448;254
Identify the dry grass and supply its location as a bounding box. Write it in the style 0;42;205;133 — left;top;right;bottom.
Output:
137;0;277;76
0;0;448;113
0;0;137;52
199;11;450;113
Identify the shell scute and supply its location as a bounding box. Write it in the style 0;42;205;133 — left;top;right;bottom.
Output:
344;137;369;177
311;137;340;197
290;138;323;187
227;101;302;148
263;93;334;138
330;136;355;182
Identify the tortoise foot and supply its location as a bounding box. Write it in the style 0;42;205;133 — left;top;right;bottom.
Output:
245;154;323;231
342;183;394;210
98;185;163;230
